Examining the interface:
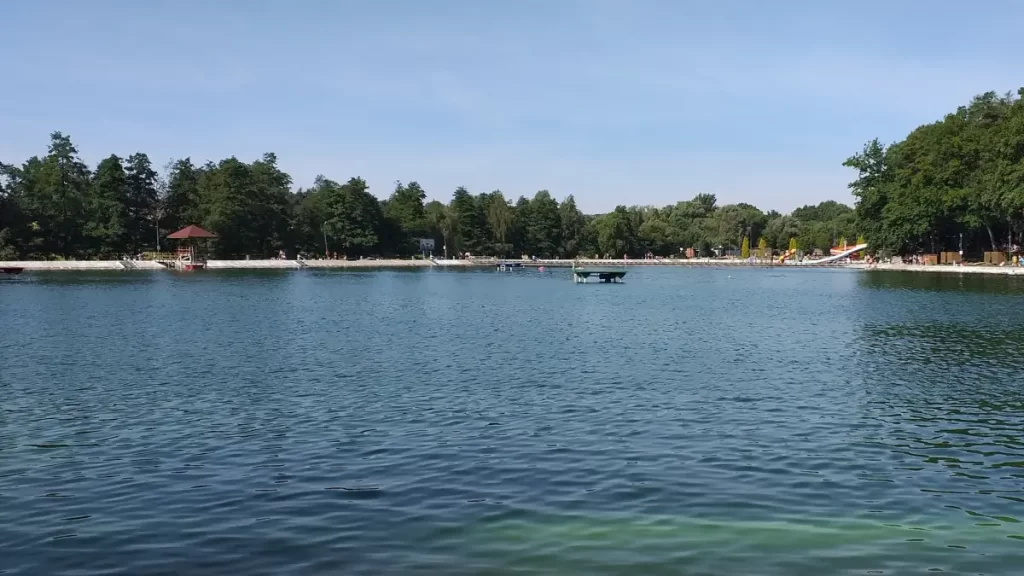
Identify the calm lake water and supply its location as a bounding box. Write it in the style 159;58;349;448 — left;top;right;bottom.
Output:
2;267;1024;575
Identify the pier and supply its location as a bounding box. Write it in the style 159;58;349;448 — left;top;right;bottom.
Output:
572;267;627;283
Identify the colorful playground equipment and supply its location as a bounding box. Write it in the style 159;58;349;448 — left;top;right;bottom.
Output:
778;249;797;263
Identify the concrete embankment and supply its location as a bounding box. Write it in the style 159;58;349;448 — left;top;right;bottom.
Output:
6;258;1022;275
0;259;446;271
207;259;437;269
0;260;164;271
852;263;1024;275
510;258;779;267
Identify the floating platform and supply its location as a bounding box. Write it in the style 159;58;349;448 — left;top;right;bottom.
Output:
572;267;627;283
497;262;525;271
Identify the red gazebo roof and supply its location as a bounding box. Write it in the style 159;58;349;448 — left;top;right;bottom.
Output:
167;225;217;239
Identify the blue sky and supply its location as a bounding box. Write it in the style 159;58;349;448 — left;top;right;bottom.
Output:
2;0;1022;213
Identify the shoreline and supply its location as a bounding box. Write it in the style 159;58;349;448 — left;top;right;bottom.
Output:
851;263;1024;275
4;259;1024;275
1;258;816;271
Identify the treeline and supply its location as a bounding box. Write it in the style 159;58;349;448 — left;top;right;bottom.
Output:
847;88;1024;255
5;89;1023;261
0;132;858;261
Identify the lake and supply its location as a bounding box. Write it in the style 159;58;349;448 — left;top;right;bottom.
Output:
2;267;1024;575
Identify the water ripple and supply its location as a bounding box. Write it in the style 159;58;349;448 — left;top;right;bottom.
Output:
2;268;1024;574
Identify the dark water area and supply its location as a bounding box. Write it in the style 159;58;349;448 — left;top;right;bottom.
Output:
2;268;1024;575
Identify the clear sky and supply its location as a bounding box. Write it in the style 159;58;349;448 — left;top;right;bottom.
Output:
2;0;1022;213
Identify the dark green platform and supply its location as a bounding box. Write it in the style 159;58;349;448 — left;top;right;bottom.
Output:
572;267;627;283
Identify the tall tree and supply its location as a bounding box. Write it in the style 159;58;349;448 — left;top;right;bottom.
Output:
0;165;23;259
124;153;159;254
384;181;427;236
198;157;255;258
594;206;635;258
323;176;382;256
28;133;91;257
450;186;485;255
525;190;561;258
558;195;586;258
485;191;514;256
162;158;203;234
248;152;293;256
425;199;453;258
86;155;130;257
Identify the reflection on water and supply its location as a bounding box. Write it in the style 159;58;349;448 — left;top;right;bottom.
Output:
1;268;1024;575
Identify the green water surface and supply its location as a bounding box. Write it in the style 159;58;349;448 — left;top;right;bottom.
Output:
1;268;1023;575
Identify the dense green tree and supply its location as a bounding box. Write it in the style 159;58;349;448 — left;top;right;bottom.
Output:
525;190;561;258
322;177;382;257
383;181;428;255
87;155;130;257
162;158;203;234
248;153;293;256
16;133;92;258
558;195;585;258
484;191;514;257
844;88;1024;256
449;186;485;255
0;167;22;259
124;153;159;254
764;215;801;249
594;206;635;258
424;199;453;257
291;187;328;256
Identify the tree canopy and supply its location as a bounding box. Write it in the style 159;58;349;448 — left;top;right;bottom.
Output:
846;89;1024;256
6;90;1023;261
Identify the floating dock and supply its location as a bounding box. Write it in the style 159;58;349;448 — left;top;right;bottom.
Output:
572;267;627;283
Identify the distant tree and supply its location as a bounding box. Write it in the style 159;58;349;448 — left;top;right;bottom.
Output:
322;176;382;257
383;180;428;255
26;133;92;257
595;206;635;257
525;190;562;258
740;236;750;258
124;153;159;254
162;158;203;233
424;200;452;257
485;191;514;256
558;194;585;258
86;155;129;257
450;186;485;255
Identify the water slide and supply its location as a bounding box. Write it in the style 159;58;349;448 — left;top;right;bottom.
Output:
778;249;797;263
794;243;868;265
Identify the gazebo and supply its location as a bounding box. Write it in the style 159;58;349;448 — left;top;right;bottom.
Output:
166;225;217;271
